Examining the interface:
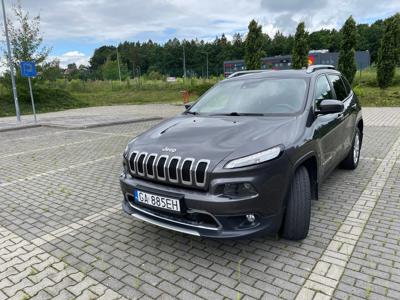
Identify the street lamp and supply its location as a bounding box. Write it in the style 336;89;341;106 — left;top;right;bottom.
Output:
116;44;122;82
182;43;186;79
1;0;21;122
205;52;209;79
201;51;209;79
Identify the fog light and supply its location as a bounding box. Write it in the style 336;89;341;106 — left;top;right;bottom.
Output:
246;214;256;223
222;183;257;197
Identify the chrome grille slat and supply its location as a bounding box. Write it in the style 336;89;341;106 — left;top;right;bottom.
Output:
156;155;168;181
181;158;194;185
195;159;210;187
129;151;209;188
128;151;139;175
136;152;147;176
145;153;157;179
167;156;181;183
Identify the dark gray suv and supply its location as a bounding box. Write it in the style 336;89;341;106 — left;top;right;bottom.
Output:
120;65;363;240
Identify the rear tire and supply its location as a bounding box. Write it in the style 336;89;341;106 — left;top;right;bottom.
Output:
282;166;311;241
341;128;361;170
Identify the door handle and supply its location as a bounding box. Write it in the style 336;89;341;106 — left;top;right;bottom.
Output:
338;113;344;119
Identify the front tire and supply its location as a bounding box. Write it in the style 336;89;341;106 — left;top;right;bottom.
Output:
282;166;311;240
341;128;361;170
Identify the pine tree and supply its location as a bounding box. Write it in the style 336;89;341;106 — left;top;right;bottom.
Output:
338;16;357;84
244;20;264;70
377;14;400;89
292;22;309;69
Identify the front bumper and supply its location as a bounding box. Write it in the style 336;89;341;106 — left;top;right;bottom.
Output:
120;154;292;238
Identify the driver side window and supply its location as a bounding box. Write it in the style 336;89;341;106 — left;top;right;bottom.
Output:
314;75;333;108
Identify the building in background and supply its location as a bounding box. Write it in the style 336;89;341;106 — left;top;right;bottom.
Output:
223;50;370;77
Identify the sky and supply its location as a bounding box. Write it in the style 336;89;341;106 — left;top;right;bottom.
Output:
2;0;400;68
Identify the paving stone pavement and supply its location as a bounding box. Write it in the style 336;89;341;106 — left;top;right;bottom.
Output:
0;107;399;300
0;104;183;131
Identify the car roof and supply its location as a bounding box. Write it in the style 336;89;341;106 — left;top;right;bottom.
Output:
225;68;341;81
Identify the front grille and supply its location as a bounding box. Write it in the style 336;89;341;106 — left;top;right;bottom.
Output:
129;152;210;188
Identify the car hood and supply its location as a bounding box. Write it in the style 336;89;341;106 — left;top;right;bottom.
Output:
131;114;301;168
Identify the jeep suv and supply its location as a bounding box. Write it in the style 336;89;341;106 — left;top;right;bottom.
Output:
120;65;363;240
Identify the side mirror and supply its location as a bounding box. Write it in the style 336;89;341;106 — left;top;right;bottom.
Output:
185;102;194;109
317;99;344;114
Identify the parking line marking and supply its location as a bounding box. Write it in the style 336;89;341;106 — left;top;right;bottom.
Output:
0;224;127;299
360;156;383;162
74;129;135;138
31;204;121;247
0;155;117;187
0;136;123;159
296;135;400;299
0;129;71;142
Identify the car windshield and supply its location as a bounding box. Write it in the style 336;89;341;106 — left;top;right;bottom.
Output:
189;77;308;115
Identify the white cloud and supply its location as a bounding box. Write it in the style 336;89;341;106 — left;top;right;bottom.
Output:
52;51;90;68
2;0;399;50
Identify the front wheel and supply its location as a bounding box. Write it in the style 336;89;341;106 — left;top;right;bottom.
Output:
341;128;361;170
281;166;311;240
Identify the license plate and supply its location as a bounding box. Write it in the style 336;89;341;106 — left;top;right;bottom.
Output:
134;190;181;212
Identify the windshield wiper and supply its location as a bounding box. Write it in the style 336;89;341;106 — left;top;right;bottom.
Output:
211;112;264;116
185;111;198;115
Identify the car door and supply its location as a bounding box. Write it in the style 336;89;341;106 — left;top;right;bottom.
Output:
327;74;353;159
313;74;346;177
340;75;358;154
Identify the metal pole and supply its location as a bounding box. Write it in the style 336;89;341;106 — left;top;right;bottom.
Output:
28;77;37;123
206;52;209;79
116;45;122;82
1;0;21;122
183;43;186;79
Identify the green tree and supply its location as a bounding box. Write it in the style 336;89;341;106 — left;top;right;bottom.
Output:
244;20;264;70
308;29;331;50
292;22;309;69
0;1;51;103
377;14;400;89
89;46;116;72
269;31;289;55
338;16;357;84
40;59;63;81
4;1;50;68
101;59;128;80
232;33;245;59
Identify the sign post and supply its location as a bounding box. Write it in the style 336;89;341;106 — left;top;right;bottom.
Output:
20;61;37;123
2;0;21;122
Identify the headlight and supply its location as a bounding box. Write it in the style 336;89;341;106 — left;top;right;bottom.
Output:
224;146;282;169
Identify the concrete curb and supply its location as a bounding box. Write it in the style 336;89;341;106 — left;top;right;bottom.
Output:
0;116;162;133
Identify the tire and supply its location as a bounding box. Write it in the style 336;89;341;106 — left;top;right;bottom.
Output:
282;166;311;240
340;128;361;170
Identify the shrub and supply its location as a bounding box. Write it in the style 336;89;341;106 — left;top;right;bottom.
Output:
147;71;164;81
188;82;215;96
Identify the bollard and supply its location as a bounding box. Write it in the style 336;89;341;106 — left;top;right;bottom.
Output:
181;90;190;104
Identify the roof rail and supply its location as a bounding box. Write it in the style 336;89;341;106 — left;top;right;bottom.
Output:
306;65;335;73
227;70;270;78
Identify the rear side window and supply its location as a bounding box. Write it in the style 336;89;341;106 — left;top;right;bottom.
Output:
314;75;333;106
328;74;348;101
341;76;352;95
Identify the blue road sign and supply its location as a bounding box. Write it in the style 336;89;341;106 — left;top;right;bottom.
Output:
20;61;37;77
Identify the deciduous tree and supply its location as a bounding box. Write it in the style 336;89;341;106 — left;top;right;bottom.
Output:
4;1;50;69
292;22;309;69
377;14;400;89
338;16;357;84
244;20;264;70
